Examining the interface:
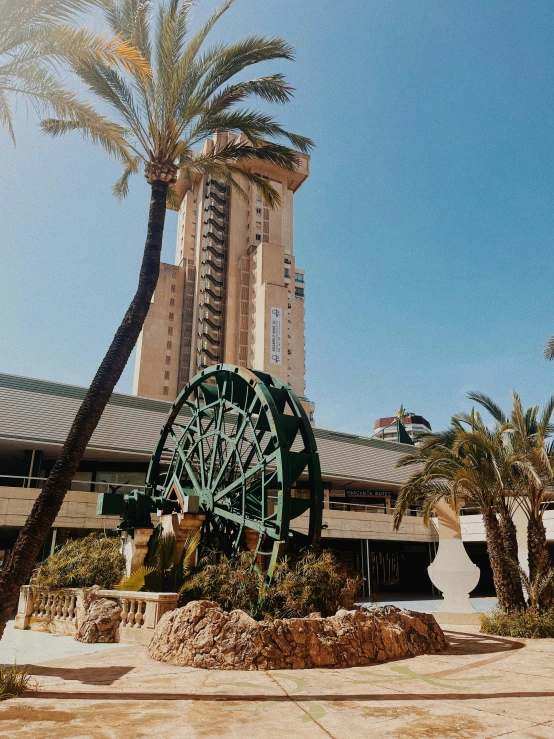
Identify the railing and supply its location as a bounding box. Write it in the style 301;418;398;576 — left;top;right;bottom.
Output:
114;590;178;644
329;501;423;516
204;217;225;233
15;586;82;635
0;474;145;494
204;231;225;246
15;586;178;645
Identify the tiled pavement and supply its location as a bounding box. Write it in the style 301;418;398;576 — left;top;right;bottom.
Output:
1;622;554;738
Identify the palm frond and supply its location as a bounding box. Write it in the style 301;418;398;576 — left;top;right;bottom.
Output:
467;391;507;424
544;334;554;360
112;155;141;199
0;89;15;144
114;565;156;591
41;114;133;163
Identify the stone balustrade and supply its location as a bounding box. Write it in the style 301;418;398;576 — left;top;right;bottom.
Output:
14;586;178;645
99;590;178;645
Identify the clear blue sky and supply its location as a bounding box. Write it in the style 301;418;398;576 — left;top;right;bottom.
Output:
2;0;554;435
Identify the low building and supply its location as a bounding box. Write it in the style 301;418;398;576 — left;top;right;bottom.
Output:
3;372;545;598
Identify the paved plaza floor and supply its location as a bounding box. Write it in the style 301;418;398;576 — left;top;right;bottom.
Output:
1;620;554;738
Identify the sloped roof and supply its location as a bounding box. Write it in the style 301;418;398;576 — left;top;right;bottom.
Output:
0;373;414;487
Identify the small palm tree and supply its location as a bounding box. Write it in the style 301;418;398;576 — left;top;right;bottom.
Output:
0;0;312;639
115;528;200;594
394;410;526;613
0;0;148;143
504;557;554;613
470;391;554;609
395;405;414;423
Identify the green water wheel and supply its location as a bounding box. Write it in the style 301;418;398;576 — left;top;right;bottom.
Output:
146;364;323;584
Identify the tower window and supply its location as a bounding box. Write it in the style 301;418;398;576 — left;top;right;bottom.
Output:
170;284;176;293
163;386;169;396
165;355;171;365
164;371;170;380
170;298;175;306
255;234;261;241
256;207;262;214
169;312;174;320
167;340;172;349
168;326;173;336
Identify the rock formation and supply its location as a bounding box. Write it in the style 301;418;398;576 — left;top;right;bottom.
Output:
75;597;122;643
147;600;447;669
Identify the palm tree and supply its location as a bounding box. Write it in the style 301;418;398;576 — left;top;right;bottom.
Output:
0;0;312;639
0;0;148;143
393;411;526;613
469;391;554;609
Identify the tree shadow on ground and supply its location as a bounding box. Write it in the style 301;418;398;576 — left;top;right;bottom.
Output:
0;664;133;685
442;630;524;656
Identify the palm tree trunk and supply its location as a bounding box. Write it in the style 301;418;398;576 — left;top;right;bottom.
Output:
0;179;168;640
482;509;516;613
498;507;526;610
527;513;553;610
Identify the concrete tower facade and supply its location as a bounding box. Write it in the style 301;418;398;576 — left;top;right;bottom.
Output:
133;133;314;420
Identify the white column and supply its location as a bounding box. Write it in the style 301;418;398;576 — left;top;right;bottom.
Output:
121;529;153;577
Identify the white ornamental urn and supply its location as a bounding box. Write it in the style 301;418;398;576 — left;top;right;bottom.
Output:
428;499;480;613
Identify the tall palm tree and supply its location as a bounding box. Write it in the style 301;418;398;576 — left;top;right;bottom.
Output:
0;0;313;639
469;391;554;608
393;411;526;613
0;0;148;143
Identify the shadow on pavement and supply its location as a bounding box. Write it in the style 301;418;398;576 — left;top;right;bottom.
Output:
0;664;134;685
442;631;524;656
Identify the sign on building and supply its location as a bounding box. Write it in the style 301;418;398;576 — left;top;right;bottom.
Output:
270;307;282;364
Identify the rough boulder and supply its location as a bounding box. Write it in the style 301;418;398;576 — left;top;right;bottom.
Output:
75;597;122;644
147;600;447;670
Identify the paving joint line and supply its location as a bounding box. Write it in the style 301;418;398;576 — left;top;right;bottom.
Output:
486;718;554;738
265;672;336;739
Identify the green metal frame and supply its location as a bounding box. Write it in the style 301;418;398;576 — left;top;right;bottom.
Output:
143;364;323;584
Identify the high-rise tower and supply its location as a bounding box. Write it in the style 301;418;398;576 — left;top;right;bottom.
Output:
133;133;314;420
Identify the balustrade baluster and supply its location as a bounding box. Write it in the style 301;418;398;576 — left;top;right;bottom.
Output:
134;600;144;628
32;591;41;617
127;599;136;628
44;594;52;620
120;598;129;627
68;595;76;623
55;595;63;620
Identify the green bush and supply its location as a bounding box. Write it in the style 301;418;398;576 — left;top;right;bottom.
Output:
185;547;360;620
0;667;30;701
480;608;554;638
32;533;125;590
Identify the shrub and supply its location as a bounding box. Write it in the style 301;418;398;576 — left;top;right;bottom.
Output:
480;608;554;638
32;533;125;590
267;549;360;618
185;547;360;619
185;551;263;614
0;667;30;701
